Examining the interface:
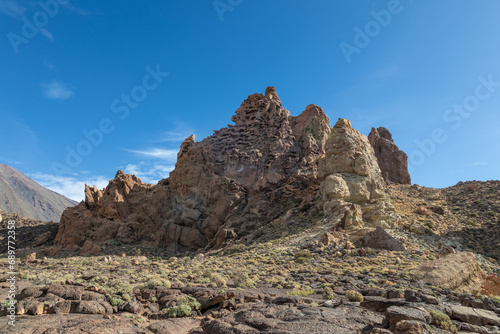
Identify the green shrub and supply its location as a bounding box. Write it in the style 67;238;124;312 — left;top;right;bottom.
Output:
429;310;457;333
345;290;363;302
122;293;131;302
294;251;313;264
164;304;191;317
210;273;227;288
162;296;200;318
322;286;334;300
288;286;315;297
234;273;256;288
109;295;125;306
140;278;171;289
110;282;133;294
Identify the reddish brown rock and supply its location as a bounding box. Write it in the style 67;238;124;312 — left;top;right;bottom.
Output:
481;273;500;296
54;87;398;254
79;240;102;256
368;127;411;185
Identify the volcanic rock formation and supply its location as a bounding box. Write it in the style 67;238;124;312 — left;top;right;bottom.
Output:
54;87;406;253
368;127;411;185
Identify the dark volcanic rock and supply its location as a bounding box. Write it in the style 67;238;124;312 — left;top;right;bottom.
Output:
368;127;411;185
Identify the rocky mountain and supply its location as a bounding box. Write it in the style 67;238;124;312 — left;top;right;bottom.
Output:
54;87;404;253
0;164;77;222
1;87;500;334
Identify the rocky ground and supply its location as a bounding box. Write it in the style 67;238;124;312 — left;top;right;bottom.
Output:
1;181;500;333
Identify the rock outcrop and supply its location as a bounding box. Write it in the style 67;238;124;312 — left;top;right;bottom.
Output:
319;119;398;229
414;252;486;295
368;127;411;185
54;87;401;253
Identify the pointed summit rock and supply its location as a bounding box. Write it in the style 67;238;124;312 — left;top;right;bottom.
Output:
368;127;411;185
319;119;397;229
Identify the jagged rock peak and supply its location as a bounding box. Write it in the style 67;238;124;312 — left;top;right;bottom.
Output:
368;127;411;185
54;87;406;253
264;86;280;103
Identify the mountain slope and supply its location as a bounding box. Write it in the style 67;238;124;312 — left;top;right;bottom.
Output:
0;164;77;222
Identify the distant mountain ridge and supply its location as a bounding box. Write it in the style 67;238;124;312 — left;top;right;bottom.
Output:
0;164;77;222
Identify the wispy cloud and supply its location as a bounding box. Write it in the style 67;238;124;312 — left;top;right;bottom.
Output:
39;28;54;41
30;173;110;202
60;3;99;16
0;0;26;18
41;81;75;100
154;131;193;143
122;162;174;184
469;162;488;167
152;124;194;143
126;148;178;161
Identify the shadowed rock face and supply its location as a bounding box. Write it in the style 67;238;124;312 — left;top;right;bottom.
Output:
55;87;402;253
368;127;411;185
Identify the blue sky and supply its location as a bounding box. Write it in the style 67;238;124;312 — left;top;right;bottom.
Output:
1;0;500;201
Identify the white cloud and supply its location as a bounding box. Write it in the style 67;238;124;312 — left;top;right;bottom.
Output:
40;28;54;41
41;81;75;100
469;162;488;167
154;131;193;143
30;173;110;202
0;0;26;18
123;162;174;184
126;148;178;161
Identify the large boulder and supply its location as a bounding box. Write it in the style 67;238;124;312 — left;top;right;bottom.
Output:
414;252;486;295
361;226;405;251
368;127;411;185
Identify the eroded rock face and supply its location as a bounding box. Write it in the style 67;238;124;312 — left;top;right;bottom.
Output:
54;87;401;253
368;127;411;185
319;119;398;229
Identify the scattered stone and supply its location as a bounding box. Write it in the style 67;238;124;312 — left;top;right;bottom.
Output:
417;206;431;216
22;252;36;262
79;240;102;256
385;306;431;327
437;245;456;258
362;226;405;251
123;300;144;315
450;304;500;326
394;320;426;334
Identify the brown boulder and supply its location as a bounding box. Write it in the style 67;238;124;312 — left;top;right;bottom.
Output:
414;252;486;294
79;240;102;256
21;252;37;263
368;127;411;185
362;226;405;251
481;273;500;296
